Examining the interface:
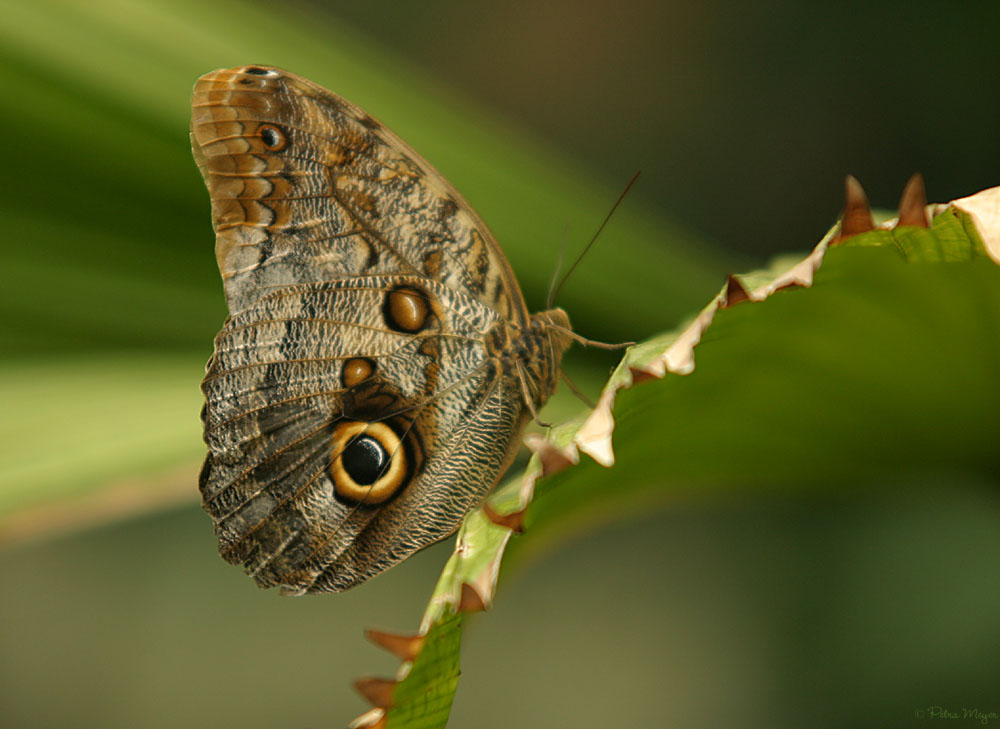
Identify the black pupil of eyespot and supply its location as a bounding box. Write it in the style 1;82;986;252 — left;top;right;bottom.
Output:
342;435;389;486
245;67;269;75
261;127;279;147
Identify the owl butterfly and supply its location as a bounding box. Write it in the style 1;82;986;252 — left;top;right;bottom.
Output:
191;65;573;594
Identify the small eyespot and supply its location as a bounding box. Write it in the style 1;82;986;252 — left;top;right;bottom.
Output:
259;124;287;151
383;286;430;333
329;421;408;504
243;66;274;76
341;357;375;388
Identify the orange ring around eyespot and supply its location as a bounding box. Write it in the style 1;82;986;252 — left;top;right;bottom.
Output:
329;421;407;504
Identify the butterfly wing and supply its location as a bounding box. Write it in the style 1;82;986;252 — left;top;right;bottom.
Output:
192;66;540;593
191;65;528;324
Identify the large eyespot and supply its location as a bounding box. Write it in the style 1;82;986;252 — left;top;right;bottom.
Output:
383;286;429;333
329;421;408;504
258;124;287;151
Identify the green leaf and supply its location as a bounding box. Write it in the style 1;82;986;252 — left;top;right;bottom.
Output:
351;189;1000;729
0;356;205;541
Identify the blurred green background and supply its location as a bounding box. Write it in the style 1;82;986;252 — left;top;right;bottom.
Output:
1;1;998;727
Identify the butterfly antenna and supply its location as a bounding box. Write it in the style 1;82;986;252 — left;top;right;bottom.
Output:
550;170;641;306
546;224;570;309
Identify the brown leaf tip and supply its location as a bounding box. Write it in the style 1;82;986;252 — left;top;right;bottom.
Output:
354;677;397;709
836;174;875;241
483;501;527;533
722;274;750;308
524;433;578;478
364;628;426;663
459;582;488;613
896;172;929;228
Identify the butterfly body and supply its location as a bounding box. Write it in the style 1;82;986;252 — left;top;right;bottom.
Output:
192;66;570;593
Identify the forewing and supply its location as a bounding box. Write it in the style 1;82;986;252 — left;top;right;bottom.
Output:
190;65;527;325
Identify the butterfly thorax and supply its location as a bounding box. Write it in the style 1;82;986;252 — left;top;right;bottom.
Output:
494;307;572;410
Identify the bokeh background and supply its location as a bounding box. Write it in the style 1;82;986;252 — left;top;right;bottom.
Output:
1;1;999;728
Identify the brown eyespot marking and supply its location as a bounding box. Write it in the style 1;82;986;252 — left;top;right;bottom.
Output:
329;421;408;504
383;287;429;333
341;357;375;388
258;124;287;151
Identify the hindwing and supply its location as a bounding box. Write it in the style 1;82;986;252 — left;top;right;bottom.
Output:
199;277;529;592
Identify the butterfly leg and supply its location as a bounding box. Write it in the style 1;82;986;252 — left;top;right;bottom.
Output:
515;359;552;428
559;369;596;409
569;332;635;350
546;321;634;351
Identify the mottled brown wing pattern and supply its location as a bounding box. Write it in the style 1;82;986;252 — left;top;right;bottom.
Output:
199;276;531;593
190;65;526;323
192;65;573;593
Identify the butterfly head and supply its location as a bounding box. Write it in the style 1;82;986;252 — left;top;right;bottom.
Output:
532;307;572;344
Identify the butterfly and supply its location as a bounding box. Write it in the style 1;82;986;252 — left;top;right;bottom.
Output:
191;65;573;593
